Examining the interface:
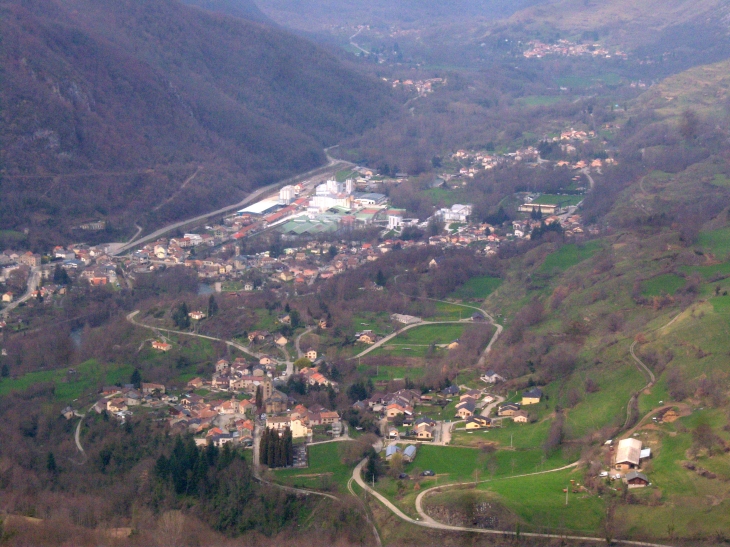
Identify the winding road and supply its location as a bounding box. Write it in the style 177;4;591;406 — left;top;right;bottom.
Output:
387;274;504;367
1;267;41;319
351;456;674;547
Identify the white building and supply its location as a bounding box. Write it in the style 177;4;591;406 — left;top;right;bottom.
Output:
279;185;296;204
438;203;472;223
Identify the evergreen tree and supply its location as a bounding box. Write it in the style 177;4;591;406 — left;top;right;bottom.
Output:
267;431;275;466
0;364;9;378
53;264;71;285
376;269;386;287
208;294;218;317
172;302;191;329
46;452;57;474
130;368;142;389
255;385;263;411
285;428;293;467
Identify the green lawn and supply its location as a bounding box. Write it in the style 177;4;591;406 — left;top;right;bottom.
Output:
451;276;502;301
403;444;569;483
697;226;730;257
452;419;552;450
430;301;474;321
518;95;565;107
335;169;358;182
273;441;358;493
531;194;584;206
0;359;133;403
540;240;602;274
395;324;467;345
357;363;425;381
477;468;605;533
641;273;685;297
710;174;730;188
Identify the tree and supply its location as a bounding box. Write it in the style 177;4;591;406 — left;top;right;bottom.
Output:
208;295;218;317
172;302;190;329
53;264;71;285
376;269;386;287
290;309;301;329
0;364;8;378
364;450;382;483
293;357;312;370
46;452;57;474
130;368;142;389
255;385;263;411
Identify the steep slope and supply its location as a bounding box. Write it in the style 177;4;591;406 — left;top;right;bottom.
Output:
510;0;726;34
0;0;394;245
180;0;274;24
257;0;549;30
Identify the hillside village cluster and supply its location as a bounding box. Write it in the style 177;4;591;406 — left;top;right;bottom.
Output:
74;355;344;454
0;159;597;307
523;39;627;59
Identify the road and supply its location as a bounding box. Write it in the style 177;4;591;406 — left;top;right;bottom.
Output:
348;319;487;360
349;27;369;55
389;275;504;367
352;457;674;547
127;311;276;365
480;395;504;418
1;267;41;319
112;155;351;255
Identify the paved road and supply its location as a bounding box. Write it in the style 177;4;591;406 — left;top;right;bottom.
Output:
294;326;315;361
112;156;351;255
352;457;674;547
127;311;273;364
480;395;504;418
1;267;41;319
348;319;483;360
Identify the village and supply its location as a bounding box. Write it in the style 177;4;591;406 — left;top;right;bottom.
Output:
523;39;627;60
0;153;598;314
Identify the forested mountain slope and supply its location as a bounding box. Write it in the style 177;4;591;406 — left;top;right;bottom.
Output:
0;0;394;247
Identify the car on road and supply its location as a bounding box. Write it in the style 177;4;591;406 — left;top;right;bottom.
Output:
420;470;435;477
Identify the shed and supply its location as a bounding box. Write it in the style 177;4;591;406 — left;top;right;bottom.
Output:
625;470;649;488
403;445;417;463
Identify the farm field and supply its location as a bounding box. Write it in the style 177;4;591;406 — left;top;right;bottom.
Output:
539;240;602;273
450;276;502;301
641;273;685;297
273;441;357;493
0;359;132;402
531;194;584;206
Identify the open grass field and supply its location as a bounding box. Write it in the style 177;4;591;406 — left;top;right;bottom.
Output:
539;240;602;274
402;444;570;483
450;276;502;301
641;273;685;297
424;187;463;206
476;468;605;533
394;324;467;345
697;226;730;258
0;359;133;402
357;362;427;382
368;345;443;359
517;95;565;107
531;194;584;206
451;418;552;450
335;169;358;182
273;441;357;493
429;301;472;320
